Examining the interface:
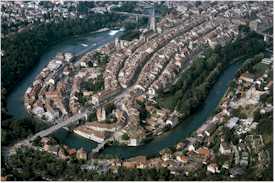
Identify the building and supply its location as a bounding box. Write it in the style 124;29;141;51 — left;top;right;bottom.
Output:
196;147;210;159
261;58;273;65
123;156;147;169
68;148;77;156
207;163;219;174
58;148;68;160
249;19;259;31
91;87;122;105
239;73;255;84
76;148;88;160
176;155;188;163
64;52;74;62
225;117;239;129
128;138;141;146
219;142;232;155
73;126;110;143
96;107;106;122
86;122;117;132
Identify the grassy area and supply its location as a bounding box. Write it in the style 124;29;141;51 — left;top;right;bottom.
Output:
156;90;182;110
241;105;258;118
252;62;270;77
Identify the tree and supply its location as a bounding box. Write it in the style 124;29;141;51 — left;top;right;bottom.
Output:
122;133;129;140
32;136;42;147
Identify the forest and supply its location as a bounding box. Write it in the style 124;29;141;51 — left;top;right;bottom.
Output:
1;12;126;146
157;29;266;119
1;117;50;146
1;12;124;93
0;147;235;181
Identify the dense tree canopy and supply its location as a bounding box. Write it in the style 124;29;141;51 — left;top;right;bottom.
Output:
1;117;49;146
1;13;124;93
157;30;266;119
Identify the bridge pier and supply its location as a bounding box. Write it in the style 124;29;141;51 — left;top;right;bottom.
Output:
89;151;99;159
149;15;156;32
84;113;88;121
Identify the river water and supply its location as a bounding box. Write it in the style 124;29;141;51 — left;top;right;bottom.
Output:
7;29;124;118
52;62;241;159
6;28;242;159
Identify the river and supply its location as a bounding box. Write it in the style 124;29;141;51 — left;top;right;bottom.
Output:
6;28;242;160
52;62;242;159
6;29;124;118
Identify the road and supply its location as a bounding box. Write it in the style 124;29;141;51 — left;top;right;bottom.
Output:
4;84;134;157
255;26;273;39
4;13;201;157
111;11;159;18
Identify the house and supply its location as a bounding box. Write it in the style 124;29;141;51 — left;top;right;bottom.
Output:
219;142;232;155
165;112;179;127
96;107;106;122
92;87;122;105
45;145;59;155
188;144;195;152
239;73;255;84
160;148;173;161
249;19;259;31
123;161;136;169
127;127;145;146
207;163;219;174
196;147;210;160
76;148;88;160
58;148;68;160
128;138;140;146
41;137;50;145
47;78;55;85
80;61;88;67
229;167;245;178
123;156;147;169
64;52;74;62
147;158;163;168
68;148;77;156
266;81;273;90
63;67;70;76
32;106;45;117
73;126;110;143
176;142;187;150
176;155;188;163
225;117;239;129
86;122;116;132
222;161;230;169
261;58;273;65
83;91;93;97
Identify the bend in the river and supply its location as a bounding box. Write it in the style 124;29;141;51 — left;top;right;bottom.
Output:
52;62;242;159
6;29;124;119
6;28;242;159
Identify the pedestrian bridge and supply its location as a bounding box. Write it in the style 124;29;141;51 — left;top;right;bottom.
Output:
90;137;114;155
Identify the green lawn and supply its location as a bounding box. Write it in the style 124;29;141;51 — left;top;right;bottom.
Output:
157;90;182;110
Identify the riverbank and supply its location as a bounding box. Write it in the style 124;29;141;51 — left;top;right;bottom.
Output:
2;13;124;94
51;61;243;159
6;29;124;119
50;31;267;159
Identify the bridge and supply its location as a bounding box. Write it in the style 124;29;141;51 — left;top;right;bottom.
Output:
90;137;114;156
254;26;273;42
4;86;130;157
29;94;120;142
89;120;128;156
110;2;157;31
29;112;90;141
259;31;273;41
111;11;159;18
2;111;92;157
